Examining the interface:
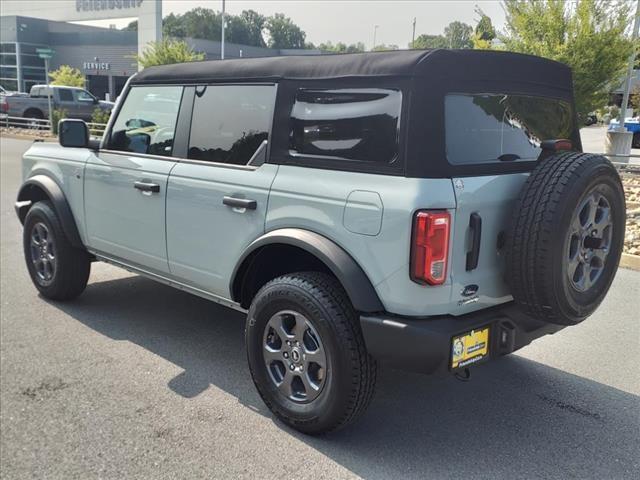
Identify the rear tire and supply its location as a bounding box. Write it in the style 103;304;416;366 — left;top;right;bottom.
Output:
246;272;377;434
506;152;625;325
23;201;90;300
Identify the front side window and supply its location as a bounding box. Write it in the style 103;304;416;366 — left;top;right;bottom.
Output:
445;93;575;165
108;86;183;157
75;90;96;102
58;88;74;102
289;88;402;164
188;85;276;165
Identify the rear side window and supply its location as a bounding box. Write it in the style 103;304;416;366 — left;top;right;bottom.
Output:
58;88;74;102
289;88;402;164
445;94;575;165
188;85;276;165
108;86;183;157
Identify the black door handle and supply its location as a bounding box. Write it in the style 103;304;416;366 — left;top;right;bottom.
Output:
466;212;482;271
223;196;257;210
134;181;160;193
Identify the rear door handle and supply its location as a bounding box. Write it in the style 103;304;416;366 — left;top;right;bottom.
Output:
223;196;257;210
466;212;482;271
134;181;160;193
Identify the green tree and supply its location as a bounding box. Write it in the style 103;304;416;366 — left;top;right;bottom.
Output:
162;13;187;38
473;7;496;49
502;0;635;117
181;7;221;40
135;39;205;69
444;21;473;49
121;8;308;49
266;13;306;49
317;41;366;53
48;65;85;87
410;34;448;49
372;44;399;52
630;84;640;114
239;10;267;47
123;20;137;31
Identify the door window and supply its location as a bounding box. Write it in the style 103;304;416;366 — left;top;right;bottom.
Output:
187;85;276;165
289;88;402;164
58;88;74;102
107;85;184;157
75;89;96;103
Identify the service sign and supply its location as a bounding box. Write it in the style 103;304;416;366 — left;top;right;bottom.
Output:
83;62;111;71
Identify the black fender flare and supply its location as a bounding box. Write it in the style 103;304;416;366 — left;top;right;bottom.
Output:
231;228;384;313
16;175;84;248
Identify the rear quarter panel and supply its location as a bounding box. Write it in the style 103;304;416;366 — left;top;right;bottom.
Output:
266;165;458;316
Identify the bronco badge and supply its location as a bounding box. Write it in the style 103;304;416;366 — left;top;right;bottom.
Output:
461;284;479;297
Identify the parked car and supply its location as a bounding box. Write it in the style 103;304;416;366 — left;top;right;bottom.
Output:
583;113;598;126
3;84;113;124
609;116;640;148
15;50;625;434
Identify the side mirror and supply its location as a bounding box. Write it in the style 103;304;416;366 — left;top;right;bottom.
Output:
59;119;89;148
93;97;99;104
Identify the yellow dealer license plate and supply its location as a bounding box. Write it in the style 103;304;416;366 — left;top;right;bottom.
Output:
451;327;490;369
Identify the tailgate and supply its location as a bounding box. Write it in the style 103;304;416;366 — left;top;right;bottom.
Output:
449;174;527;313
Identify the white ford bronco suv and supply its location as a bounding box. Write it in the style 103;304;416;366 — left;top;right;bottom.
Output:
15;50;625;434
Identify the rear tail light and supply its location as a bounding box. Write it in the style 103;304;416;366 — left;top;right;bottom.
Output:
410;210;451;285
0;97;7;113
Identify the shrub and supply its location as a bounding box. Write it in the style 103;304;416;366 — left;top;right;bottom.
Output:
51;108;68;134
90;107;111;136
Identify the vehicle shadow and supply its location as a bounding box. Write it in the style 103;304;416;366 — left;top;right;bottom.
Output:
52;274;640;480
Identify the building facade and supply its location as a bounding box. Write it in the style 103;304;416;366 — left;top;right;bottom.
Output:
1;15;320;99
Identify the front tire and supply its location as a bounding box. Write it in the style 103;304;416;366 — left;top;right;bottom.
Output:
246;272;377;434
23;201;90;300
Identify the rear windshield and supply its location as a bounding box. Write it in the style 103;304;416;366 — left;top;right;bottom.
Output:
445;93;575;165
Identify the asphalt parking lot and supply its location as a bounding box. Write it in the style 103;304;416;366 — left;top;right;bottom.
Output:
1;136;639;479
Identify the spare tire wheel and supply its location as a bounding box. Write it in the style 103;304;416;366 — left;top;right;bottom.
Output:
506;151;625;325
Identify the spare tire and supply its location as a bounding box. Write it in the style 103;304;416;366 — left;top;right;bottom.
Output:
506;151;625;325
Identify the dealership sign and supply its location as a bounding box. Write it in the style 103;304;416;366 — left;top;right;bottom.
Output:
2;0;146;22
4;0;161;71
76;0;144;13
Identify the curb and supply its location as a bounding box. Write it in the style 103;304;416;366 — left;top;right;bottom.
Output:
620;253;640;271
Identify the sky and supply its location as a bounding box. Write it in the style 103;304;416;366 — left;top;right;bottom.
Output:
76;0;507;49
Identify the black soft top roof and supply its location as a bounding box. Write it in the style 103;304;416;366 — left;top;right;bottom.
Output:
129;49;578;178
131;49;572;91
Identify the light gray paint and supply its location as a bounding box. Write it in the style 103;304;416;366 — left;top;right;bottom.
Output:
84;150;176;274
166;162;279;297
18;72;530;318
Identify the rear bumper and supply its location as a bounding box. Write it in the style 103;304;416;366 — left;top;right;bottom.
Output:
360;303;564;375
